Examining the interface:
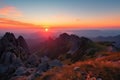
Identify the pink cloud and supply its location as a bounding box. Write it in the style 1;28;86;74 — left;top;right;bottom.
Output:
0;18;41;29
0;6;22;17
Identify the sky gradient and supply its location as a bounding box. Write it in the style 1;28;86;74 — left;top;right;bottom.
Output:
0;0;120;30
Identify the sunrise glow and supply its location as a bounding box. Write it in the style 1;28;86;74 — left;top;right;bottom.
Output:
45;28;48;32
0;0;120;30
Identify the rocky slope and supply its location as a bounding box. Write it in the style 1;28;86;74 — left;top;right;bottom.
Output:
0;32;30;80
36;33;106;62
0;32;118;80
36;52;120;80
0;32;63;80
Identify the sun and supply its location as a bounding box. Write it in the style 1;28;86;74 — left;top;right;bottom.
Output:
45;28;48;32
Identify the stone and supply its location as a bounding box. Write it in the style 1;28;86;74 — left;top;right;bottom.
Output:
73;66;80;71
14;67;27;76
48;59;62;68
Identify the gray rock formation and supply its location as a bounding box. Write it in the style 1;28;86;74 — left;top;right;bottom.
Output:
0;32;30;62
17;36;29;54
40;56;50;63
14;67;27;76
0;52;17;65
26;54;40;67
48;59;62;68
0;32;30;80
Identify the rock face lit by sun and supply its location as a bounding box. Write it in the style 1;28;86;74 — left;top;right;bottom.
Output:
45;28;48;32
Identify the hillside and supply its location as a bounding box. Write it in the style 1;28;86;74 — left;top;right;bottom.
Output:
36;52;120;80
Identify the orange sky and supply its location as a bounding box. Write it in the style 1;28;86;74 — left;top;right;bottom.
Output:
0;17;120;30
0;0;120;30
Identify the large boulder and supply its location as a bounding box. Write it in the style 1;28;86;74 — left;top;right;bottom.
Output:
14;67;27;76
37;62;49;73
48;59;62;68
26;54;40;67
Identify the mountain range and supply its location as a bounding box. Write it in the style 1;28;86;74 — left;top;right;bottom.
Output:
0;32;120;80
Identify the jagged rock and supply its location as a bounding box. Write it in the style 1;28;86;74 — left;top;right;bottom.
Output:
0;52;17;65
26;68;36;75
59;33;70;41
0;32;17;57
14;67;27;76
26;54;40;67
0;32;31;80
40;56;50;63
17;36;29;54
12;68;36;80
2;32;17;46
48;59;62;68
67;34;81;54
0;32;30;62
0;32;101;80
12;57;23;67
37;62;49;73
71;37;93;62
36;33;94;62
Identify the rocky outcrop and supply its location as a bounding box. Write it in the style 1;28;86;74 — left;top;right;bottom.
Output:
71;37;93;62
0;32;29;63
48;59;62;68
0;32;30;80
17;36;29;54
0;32;97;80
37;33;94;62
0;52;17;65
26;54;40;67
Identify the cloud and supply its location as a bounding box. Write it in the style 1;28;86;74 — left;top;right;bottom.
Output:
0;18;41;29
0;6;22;17
0;18;26;25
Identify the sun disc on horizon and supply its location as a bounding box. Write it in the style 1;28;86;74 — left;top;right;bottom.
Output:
45;28;48;32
